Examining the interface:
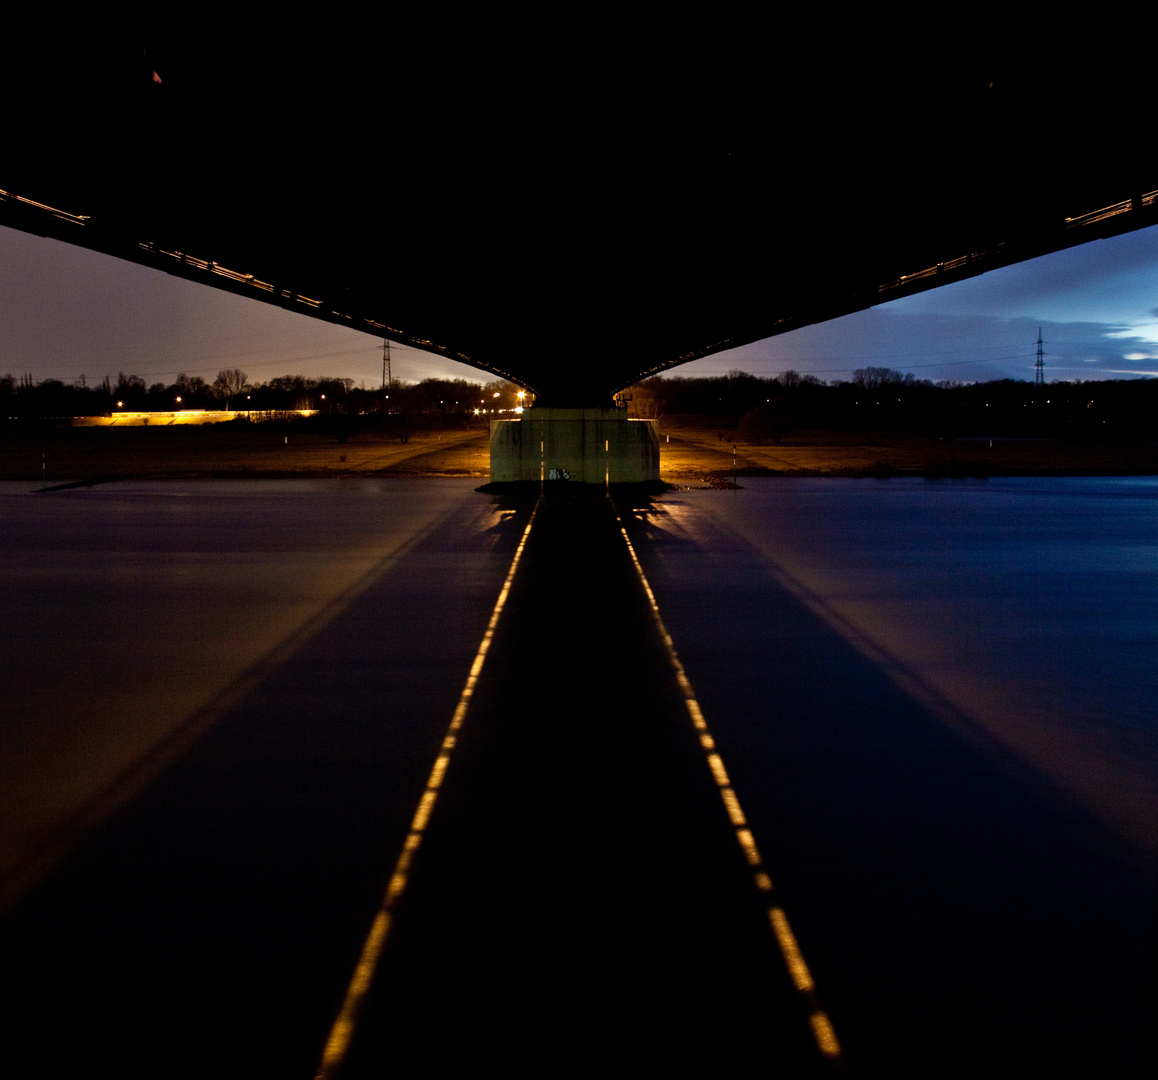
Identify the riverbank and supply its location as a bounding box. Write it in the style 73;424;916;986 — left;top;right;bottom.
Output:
0;424;492;485
660;426;1158;485
2;419;1155;486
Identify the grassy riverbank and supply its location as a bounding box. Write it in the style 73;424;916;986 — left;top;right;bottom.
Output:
3;418;1155;487
659;425;1158;485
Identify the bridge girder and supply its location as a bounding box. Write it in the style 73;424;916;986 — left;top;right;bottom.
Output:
3;30;1154;403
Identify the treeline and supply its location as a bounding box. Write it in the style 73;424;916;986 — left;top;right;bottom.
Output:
1;369;518;424
7;365;1157;442
629;369;1158;442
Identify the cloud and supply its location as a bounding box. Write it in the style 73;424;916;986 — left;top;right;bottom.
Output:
684;306;1154;383
678;226;1158;384
1107;323;1158;344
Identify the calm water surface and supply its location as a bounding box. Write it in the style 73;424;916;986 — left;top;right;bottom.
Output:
703;476;1158;854
1;476;1153;1073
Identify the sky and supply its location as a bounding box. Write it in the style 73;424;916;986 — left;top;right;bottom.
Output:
3;222;1157;390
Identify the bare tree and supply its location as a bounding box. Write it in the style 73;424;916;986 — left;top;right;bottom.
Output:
628;378;664;420
213;368;250;409
852;366;900;390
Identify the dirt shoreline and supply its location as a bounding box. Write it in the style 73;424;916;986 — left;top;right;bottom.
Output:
661;426;1158;484
3;421;1156;487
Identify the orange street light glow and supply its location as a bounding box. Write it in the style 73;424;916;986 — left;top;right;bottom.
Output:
314;502;540;1080
615;507;843;1066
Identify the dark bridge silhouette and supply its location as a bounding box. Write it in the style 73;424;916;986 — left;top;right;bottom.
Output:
2;28;1154;1078
3;31;1155;404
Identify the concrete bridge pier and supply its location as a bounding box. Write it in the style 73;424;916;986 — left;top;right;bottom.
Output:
490;407;659;485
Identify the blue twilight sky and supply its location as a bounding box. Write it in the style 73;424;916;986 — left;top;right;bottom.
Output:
2;222;1157;389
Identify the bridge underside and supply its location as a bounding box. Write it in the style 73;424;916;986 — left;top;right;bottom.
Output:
2;29;1155;405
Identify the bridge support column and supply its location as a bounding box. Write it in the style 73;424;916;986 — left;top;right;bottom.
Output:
490;408;659;484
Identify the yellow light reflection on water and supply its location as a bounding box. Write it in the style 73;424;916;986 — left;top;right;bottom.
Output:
769;906;815;992
720;787;747;826
315;502;540;1080
615;505;843;1067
